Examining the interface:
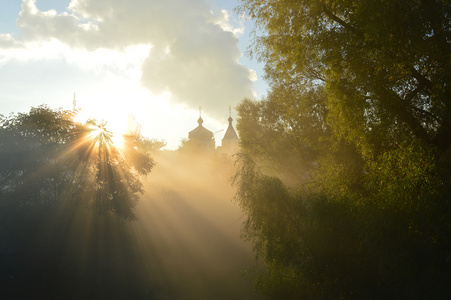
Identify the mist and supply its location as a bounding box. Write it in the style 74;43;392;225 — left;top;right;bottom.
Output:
0;133;260;299
132;151;259;299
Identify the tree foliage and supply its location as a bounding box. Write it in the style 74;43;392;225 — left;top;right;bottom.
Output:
235;0;451;298
0;105;158;219
0;105;165;297
238;0;450;152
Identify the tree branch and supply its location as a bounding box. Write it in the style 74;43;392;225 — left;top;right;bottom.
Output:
319;3;364;38
409;67;433;91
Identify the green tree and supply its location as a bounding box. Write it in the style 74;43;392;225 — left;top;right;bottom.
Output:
238;0;451;154
234;0;451;298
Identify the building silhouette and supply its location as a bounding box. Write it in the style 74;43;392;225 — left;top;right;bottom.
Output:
221;111;239;154
186;107;239;154
187;109;215;152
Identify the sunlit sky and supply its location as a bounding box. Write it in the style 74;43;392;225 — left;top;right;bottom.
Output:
0;0;267;149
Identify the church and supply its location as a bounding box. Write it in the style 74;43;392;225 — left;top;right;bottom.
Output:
221;113;239;153
186;108;239;154
187;113;215;152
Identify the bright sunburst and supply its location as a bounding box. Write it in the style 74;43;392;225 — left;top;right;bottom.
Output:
74;112;127;149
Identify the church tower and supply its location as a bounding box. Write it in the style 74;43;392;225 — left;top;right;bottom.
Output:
222;107;239;154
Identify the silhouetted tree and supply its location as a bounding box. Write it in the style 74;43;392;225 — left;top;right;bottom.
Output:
0;105;165;298
0;105;157;219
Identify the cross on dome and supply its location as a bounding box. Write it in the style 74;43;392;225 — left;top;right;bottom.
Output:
198;106;203;125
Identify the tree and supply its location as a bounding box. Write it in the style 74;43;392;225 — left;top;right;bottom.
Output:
0;105;166;299
0;105;157;219
234;1;451;298
238;0;451;154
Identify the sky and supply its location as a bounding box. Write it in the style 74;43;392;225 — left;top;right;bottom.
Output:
0;0;267;149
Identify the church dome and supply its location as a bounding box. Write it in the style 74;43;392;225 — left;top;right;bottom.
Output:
189;124;213;139
187;110;215;152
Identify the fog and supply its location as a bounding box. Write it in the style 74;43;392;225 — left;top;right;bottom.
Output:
0;149;260;299
132;151;258;299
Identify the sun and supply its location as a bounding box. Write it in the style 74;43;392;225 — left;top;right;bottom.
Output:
111;133;125;149
74;110;129;149
87;124;107;139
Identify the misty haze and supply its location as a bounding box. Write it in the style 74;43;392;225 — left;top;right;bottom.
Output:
2;0;451;299
0;106;261;299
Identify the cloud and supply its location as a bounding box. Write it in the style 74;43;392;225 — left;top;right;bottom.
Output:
0;34;23;49
140;16;254;118
9;0;255;118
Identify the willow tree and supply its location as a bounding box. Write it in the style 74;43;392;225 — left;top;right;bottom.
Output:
238;0;450;153
234;1;451;298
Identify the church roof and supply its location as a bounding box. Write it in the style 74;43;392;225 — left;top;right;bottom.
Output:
222;117;239;141
189;117;213;139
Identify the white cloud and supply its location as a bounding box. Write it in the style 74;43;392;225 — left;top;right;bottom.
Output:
0;34;23;50
140;16;254;119
4;0;255;119
213;9;245;37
